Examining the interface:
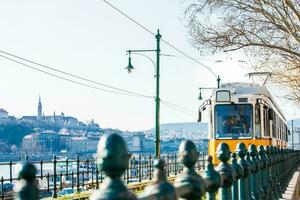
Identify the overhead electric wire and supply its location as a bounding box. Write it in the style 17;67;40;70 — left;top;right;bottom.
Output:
161;100;197;115
102;0;218;78
0;52;198;115
0;54;152;98
0;50;153;99
161;101;196;117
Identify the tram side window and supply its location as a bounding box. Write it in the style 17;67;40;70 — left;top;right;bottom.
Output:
214;104;253;139
284;123;287;142
272;113;277;138
254;103;261;138
285;125;288;142
263;107;270;137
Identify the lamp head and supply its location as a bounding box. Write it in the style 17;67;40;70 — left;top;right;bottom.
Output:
198;88;203;100
125;57;134;73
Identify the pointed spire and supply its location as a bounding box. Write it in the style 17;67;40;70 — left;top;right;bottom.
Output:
37;94;42;119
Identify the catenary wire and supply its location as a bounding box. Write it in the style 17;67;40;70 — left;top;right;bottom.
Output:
0;50;152;99
0;54;152;98
161;100;197;115
0;53;198;115
161;101;196;117
102;0;218;78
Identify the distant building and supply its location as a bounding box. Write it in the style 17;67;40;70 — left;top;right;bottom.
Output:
131;133;145;152
20;96;100;130
0;108;8;119
67;137;87;153
22;131;61;154
0;109;16;125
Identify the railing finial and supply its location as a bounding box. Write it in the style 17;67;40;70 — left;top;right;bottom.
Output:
140;158;177;200
174;140;205;199
90;133;137;200
15;163;39;200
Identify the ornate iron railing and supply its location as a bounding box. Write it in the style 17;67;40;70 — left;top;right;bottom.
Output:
0;153;206;199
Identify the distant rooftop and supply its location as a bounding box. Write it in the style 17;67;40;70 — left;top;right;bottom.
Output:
0;108;8;113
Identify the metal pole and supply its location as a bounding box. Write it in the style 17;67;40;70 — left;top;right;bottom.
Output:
292;120;294;149
155;29;161;158
52;155;57;198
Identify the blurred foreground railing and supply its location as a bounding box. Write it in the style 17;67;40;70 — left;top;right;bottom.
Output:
6;133;300;200
0;151;206;199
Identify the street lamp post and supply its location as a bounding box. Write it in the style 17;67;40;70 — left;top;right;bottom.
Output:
125;29;161;158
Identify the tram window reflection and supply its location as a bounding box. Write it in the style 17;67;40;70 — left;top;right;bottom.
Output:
215;104;253;139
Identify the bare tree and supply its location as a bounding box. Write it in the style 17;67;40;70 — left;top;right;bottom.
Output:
185;0;300;101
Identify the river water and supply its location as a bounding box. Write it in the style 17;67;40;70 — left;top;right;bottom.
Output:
0;162;54;180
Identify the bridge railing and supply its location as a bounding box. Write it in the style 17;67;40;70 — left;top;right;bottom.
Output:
14;133;300;200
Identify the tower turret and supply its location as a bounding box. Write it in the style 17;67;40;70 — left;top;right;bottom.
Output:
37;95;42;120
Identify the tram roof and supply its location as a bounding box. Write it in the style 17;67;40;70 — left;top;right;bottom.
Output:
217;82;286;121
219;82;271;96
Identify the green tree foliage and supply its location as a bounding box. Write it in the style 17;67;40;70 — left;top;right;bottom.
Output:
0;123;33;148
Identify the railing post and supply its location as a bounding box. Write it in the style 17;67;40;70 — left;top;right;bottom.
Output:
269;146;278;199
127;157;130;184
274;147;282;198
231;152;243;200
1;176;4;200
140;159;176;199
71;171;74;189
52;155;57;198
236;143;249;200
283;149;289;191
66;158;69;178
9;160;13;183
60;172;63;191
174;140;205;199
149;154;152;180
279;148;286;195
40;159;43;180
76;155;80;193
283;149;291;190
138;154;142;182
258;145;267;199
174;154;177;176
248;144;259;200
47;173;50;193
216;142;235;200
95;164;99;189
264;146;272;200
245;152;252;199
86;158;90;182
16;163;39;200
90;134;137;200
202;155;221;200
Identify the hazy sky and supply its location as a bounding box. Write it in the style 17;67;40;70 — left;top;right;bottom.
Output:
0;0;299;131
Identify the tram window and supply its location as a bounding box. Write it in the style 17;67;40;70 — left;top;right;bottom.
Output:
216;90;231;102
263;107;270;137
268;109;274;120
272;114;276;138
254;103;261;138
214;104;253;139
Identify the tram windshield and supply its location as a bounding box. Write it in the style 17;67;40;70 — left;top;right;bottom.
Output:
215;104;253;139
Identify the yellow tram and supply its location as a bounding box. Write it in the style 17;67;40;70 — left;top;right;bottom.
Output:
198;82;288;164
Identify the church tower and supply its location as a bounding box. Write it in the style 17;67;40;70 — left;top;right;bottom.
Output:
37;95;42;120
